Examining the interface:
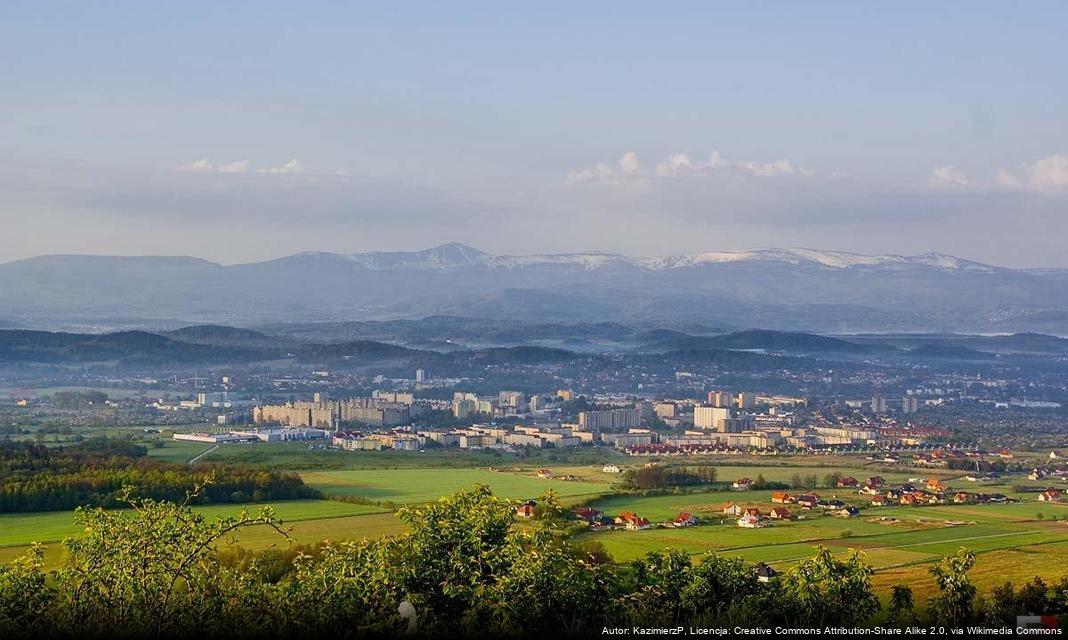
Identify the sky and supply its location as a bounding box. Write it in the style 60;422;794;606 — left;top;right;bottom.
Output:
1;1;1067;267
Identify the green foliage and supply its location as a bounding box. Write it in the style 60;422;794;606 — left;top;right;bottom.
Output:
0;440;317;512
777;546;880;627
621;465;717;490
928;548;978;625
0;483;1053;636
886;585;915;626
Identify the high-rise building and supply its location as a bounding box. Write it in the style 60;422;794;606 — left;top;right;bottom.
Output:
871;394;887;414
901;395;920;414
654;402;677;419
735;392;757;409
578;408;640;432
694;406;732;431
415;369;427;383
707;391;732;408
498;391;526;410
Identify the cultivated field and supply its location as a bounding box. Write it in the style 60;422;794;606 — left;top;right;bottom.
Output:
0;499;394;567
300;467;613;503
573;487;1068;596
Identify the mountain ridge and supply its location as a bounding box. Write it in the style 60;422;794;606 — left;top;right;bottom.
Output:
3;244;1068;333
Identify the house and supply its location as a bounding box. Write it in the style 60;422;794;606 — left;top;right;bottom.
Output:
536;468;553;479
997;449;1014;459
836;506;860;518
754;562;779;582
870;495;888;507
672;512;698;528
837;477;859;488
516;500;537;519
1029;469;1045;481
744;507;763;518
769;506;792;520
1039;489;1062;503
737;512;763;528
796;494;820;509
771;491;791;504
732;478;752;491
927;478;948;492
1051;451;1063;460
952;492;970;504
866;476;885;488
722;502;744;516
573;506;603;523
616;511;652;530
602;464;622;474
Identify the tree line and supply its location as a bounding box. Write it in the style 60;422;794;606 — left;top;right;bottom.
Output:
0;439;317;512
1;483;1065;638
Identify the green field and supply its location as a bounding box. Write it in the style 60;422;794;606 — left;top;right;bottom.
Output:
574;488;1068;570
190;440;628;471
146;440;217;463
0;499;387;549
301;467;612;503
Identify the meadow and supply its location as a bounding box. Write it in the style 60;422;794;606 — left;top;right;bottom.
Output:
3;444;1066;601
572;486;1068;597
300;467;613;503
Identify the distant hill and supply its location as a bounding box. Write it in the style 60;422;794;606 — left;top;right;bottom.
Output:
4;244;1068;333
907;344;997;360
841;332;1068;356
163;325;288;350
644;329;880;354
0;329;262;365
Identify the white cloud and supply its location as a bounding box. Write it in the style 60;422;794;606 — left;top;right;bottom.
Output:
565;152;649;185
929;165;971;188
995;154;1068;194
618;151;641;175
655;151;729;177
995;170;1021;188
175;158;304;175
258;159;303;174
569;149;810;185
176;158;214;172
737;159;804;177
217;160;250;173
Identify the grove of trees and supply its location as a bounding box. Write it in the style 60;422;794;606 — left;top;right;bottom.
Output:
0;439;317;512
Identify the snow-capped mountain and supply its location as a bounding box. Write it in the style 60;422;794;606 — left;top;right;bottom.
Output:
1;244;1065;333
279;243;1000;273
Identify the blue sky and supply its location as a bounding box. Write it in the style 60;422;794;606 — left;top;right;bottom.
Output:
2;2;1067;265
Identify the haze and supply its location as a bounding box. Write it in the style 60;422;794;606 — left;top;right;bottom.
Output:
2;2;1067;267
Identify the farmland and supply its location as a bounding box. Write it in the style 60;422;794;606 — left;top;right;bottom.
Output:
2;446;1066;600
571;485;1068;596
0;499;395;567
300;467;613;503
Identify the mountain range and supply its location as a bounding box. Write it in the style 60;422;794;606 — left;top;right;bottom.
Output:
2;243;1067;334
9;324;1065;370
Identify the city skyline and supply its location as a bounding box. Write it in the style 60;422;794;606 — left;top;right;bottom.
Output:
2;2;1067;266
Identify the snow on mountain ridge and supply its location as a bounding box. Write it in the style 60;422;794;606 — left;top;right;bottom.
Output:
321;244;997;272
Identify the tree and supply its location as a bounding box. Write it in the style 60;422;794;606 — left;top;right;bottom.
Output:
928;549;978;625
777;546;879;627
886;585;915;626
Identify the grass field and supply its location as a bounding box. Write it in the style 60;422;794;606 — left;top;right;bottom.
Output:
191;441;629;471
301;467;613;503
0;499;388;549
146;440;217;463
573;488;1068;575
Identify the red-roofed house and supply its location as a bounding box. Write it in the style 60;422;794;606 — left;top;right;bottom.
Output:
672;512;698;528
1039;489;1062;503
